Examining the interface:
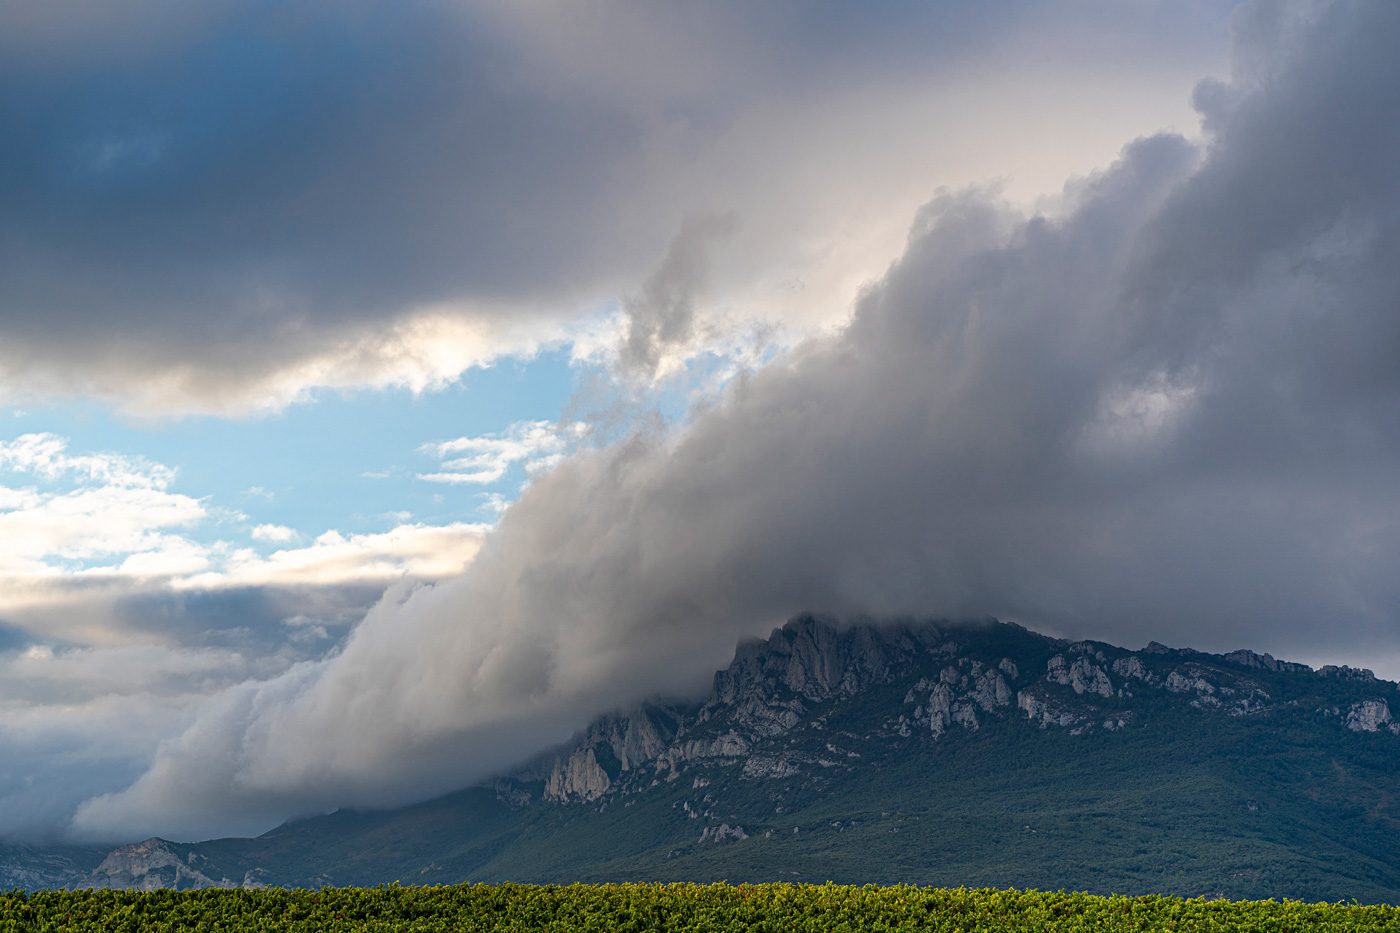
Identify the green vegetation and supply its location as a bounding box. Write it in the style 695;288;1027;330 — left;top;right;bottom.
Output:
4;882;1399;932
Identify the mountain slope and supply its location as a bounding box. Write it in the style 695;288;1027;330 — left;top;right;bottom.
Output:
25;616;1400;901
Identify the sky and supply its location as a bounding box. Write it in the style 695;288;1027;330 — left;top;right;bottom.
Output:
2;0;1399;843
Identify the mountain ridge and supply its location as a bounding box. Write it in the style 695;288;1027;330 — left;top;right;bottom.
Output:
5;615;1399;900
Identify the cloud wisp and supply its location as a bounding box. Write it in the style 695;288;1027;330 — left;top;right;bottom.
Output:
418;421;588;487
67;1;1400;842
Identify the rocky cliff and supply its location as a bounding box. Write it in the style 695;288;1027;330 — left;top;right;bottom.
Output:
512;614;1400;811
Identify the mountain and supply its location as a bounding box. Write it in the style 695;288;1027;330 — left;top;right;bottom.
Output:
0;843;105;891
9;616;1400;901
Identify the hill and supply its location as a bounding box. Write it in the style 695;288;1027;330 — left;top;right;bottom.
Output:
11;616;1400;901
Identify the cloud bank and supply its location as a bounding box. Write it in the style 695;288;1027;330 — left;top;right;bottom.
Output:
67;1;1400;841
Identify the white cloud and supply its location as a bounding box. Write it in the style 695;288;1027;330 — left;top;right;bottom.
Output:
0;435;489;645
250;524;298;544
0;434;206;581
418;420;588;486
185;523;489;590
0;432;176;489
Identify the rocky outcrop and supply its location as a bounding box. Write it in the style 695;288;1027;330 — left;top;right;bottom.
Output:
1321;665;1377;682
85;839;229;891
1345;699;1397;733
1017;689;1083;729
544;747;611;802
658;731;751;773
971;667;1014;711
901;657;1014;738
741;754;801;779
537;702;685;801
924;682;955;737
1223;649;1311;674
699;823;747;843
711;615;944;709
1112;655;1154;683
1165;669;1215;695
1045;654;1114;697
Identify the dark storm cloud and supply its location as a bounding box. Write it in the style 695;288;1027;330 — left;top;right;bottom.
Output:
0;2;637;397
68;1;1400;842
0;1;1229;412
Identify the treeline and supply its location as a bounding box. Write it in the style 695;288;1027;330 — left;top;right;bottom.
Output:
2;882;1397;931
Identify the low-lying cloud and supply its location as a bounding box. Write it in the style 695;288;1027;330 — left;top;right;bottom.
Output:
67;1;1400;842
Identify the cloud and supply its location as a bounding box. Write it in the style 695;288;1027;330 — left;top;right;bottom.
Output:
67;1;1400;842
418;421;587;486
0;432;491;839
0;431;488;660
193;524;488;590
618;214;736;380
0;433;176;489
0;1;1229;415
0;640;292;841
0;434;206;582
250;524;297;544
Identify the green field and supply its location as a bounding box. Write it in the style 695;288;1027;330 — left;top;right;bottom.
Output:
3;883;1399;932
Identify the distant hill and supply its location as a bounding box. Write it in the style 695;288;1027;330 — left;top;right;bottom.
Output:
10;615;1400;902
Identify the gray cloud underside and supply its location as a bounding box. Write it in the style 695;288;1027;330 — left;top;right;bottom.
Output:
0;1;1227;410
65;1;1400;841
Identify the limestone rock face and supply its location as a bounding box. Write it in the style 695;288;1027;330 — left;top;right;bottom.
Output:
1045;655;1113;697
712;615;941;709
699;823;748;843
1017;689;1081;729
741;754;800;779
1112;656;1154;683
1345;699;1394;733
86;839;228;891
925;682;955;737
729;695;804;737
1321;665;1378;682
971;668;1014;711
1165;669;1215;695
545;747;611;802
900;655;1013;738
579;705;681;772
1223;649;1312;674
